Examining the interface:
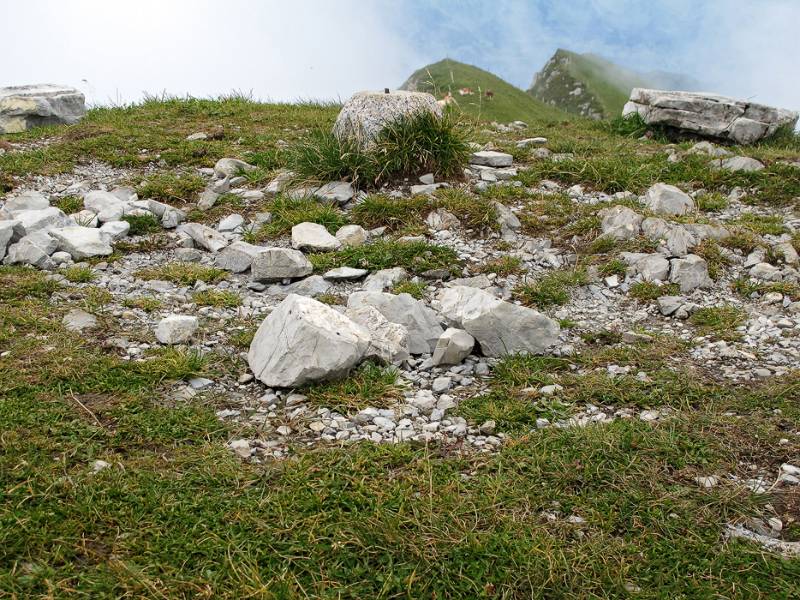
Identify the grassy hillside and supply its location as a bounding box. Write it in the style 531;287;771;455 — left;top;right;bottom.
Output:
401;58;566;124
529;49;696;119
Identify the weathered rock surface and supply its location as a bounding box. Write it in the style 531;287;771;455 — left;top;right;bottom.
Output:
3;231;57;267
600;205;643;240
251;248;313;282
335;224;367;247
436;286;559;357
623;88;798;145
432;328;475;366
49;226;113;259
470;151;513;167
177;223;229;253
345;305;410;365
0;84;86;133
155;315;199;345
214;241;263;273
248;294;370;387
644;183;694;216
669;255;712;292
291;222;341;252
333;90;441;148
348;291;443;354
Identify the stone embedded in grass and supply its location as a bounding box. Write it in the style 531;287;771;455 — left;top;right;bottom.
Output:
644;183;694;216
348;291;443;354
62;308;97;333
469;151;513;168
431;328;475;366
425;208;461;231
0;84;86;134
291;222;341;252
251;247;313;282
333;90;442;149
436;286;559;357
214;241;263;273
177;223;229;253
213;158;256;178
266;274;331;298
314;181;354;205
669;255;712;292
248;294;371;388
49;226;113;259
323;267;368;281
155;315;199;345
363;267;408;292
599;205;643;240
711;156;766;172
335;224;367;248
218;214;245;233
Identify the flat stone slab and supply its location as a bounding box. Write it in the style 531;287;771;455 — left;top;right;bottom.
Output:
623;88;798;145
0;84;86;133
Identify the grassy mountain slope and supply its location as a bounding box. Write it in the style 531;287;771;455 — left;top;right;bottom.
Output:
401;58;566;124
529;49;698;119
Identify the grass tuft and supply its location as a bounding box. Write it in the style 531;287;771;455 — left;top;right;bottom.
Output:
305;363;402;413
192;289;241;308
309;240;460;275
516;268;588;308
63;265;96;283
135;262;227;285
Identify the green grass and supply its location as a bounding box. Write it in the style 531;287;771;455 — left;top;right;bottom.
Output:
122;213;163;235
689;306;747;340
53;195;84;214
732;277;800;301
629;281;680;302
63;265;96;283
122;296;163;312
257;196;347;239
403;58;566;123
732;213;788;236
135;262;227;285
696;192;729;212
515;268;588;308
291;111;470;188
135;171;207;204
191;289;241;308
304;363;402;413
308;240;460;275
476;255;524;276
391;280;427;299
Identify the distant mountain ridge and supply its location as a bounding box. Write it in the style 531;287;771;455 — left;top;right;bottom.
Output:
528;49;700;120
400;58;566;124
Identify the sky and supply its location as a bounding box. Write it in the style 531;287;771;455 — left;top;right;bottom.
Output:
2;0;799;111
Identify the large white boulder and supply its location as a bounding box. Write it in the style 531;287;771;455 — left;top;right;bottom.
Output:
177;223;229;253
345;305;410;365
0;220;24;260
49;226;113;259
251;248;313;282
599;205;643;240
333;90;442;149
432;328;475;366
669;255;712;292
622;88;798;145
2;190;50;213
348;291;443;354
0;84;86;133
214;241;263;273
3;231;57;267
13;207;71;236
436;286;560;357
248;294;371;387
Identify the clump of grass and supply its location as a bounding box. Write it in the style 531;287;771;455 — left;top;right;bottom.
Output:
694;240;730;280
696;192;728;212
317;293;347;306
309;240;460;275
192;289;241;308
138;347;210;382
433;188;498;231
63;265;96;283
54;195;83;214
291;111;469;188
732;277;800;301
629;281;680;302
304;363;401;413
122;213;162;236
605;113;653;138
258;197;347;239
123;296;163;312
515;268;588;308
229;327;256;349
135;171;206;203
721;229;761;254
598;259;627;277
476;256;523;277
0;266;60;301
135;262;227;285
351;194;429;232
391;280;427;299
733;213;788;236
689;306;747;340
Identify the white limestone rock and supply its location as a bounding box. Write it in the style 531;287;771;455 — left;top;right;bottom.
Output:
669;255;712;292
248;294;370;387
345;305;410;365
470;151;513;167
3;231;57;267
431;328;475;366
0;85;86;133
644;183;694;216
214;241;263;273
348;291;443;354
291;222;341;252
177;223;229;253
13;207;71;236
251;248;313;282
333;90;442;149
155;315;199;345
49;226;113;259
214;158;255;178
600;205;643;240
436;286;559;357
335;224;368;247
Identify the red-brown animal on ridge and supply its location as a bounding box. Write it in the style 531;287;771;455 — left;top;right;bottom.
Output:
485;90;494;100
